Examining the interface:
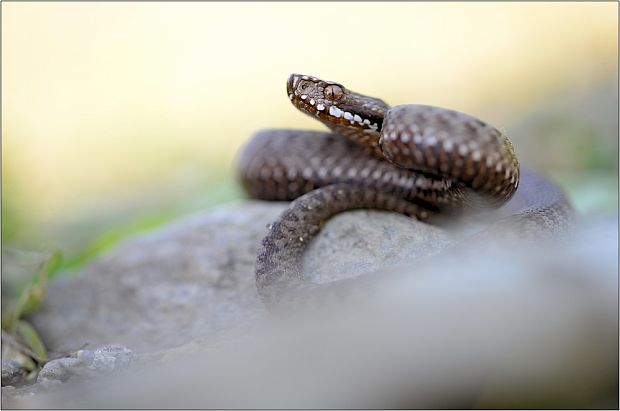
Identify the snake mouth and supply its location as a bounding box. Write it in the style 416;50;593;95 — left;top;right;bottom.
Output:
286;73;385;133
293;95;382;132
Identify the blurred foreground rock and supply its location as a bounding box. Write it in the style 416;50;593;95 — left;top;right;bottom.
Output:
4;201;617;409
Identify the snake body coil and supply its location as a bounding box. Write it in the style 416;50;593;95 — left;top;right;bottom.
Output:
237;74;573;306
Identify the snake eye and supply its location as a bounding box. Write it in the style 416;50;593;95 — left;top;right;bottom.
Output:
324;85;343;101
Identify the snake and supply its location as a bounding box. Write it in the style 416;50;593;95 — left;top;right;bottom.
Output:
237;74;574;307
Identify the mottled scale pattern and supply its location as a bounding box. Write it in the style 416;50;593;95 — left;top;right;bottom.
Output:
238;129;464;211
237;74;574;308
381;105;520;207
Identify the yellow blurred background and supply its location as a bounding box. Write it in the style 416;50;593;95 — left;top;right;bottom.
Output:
2;2;618;266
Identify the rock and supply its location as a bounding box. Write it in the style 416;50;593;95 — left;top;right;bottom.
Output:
4;219;618;409
35;345;133;386
30;201;450;352
90;345;134;371
2;379;64;408
72;349;94;366
30;201;285;352
303;210;451;283
38;358;83;382
1;360;24;387
37;345;135;384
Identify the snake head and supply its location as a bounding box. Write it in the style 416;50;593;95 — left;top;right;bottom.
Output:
287;74;390;134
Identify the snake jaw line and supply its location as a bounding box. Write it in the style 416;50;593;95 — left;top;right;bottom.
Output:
287;73;387;137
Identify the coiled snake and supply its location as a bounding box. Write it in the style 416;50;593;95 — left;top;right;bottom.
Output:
238;74;573;307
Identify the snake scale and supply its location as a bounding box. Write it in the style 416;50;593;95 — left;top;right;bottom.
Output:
237;74;574;307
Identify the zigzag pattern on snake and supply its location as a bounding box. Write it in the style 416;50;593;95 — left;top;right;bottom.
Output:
237;74;574;307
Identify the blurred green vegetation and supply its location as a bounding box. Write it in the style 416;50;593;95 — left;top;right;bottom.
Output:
58;177;244;273
2;250;61;370
555;172;617;215
3;174;244;276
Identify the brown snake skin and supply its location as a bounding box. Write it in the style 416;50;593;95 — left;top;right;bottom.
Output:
237;74;574;307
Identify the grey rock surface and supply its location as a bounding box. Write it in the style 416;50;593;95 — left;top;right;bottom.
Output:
38;358;83;382
89;345;135;371
4;219;618;409
36;344;136;384
304;210;451;283
1;360;24;387
30;201;451;353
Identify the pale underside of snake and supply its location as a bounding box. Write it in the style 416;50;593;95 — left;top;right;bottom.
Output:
237;74;574;308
